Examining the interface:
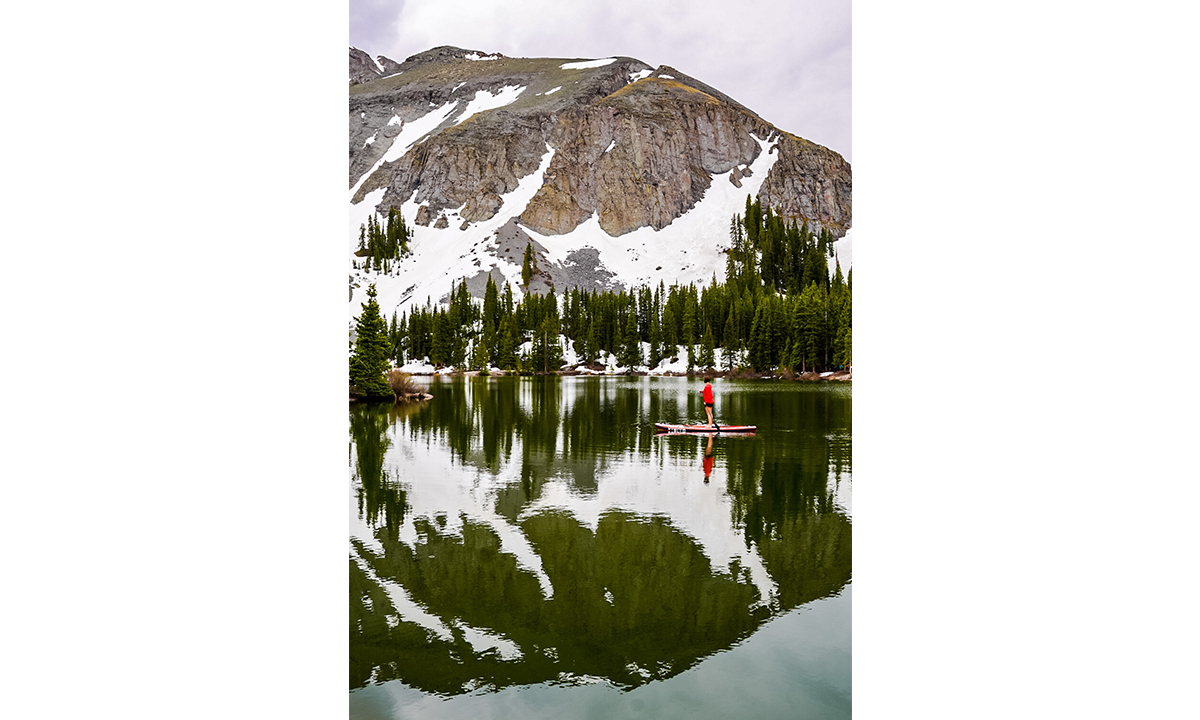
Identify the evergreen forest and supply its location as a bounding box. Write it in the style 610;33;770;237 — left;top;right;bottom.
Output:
351;199;851;391
353;207;412;273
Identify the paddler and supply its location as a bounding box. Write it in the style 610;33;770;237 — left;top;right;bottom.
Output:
701;376;718;429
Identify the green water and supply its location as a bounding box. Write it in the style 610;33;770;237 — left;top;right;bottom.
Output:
349;376;851;719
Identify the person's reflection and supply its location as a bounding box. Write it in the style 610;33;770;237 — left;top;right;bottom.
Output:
703;433;715;483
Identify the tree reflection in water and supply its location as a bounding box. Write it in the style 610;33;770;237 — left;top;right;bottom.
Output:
349;376;850;694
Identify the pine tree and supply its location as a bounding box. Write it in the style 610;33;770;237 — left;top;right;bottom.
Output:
469;336;486;371
481;324;497;369
831;267;852;368
521;242;538;287
723;310;736;372
620;311;642;370
795;283;827;372
833;302;852;368
483;275;499;330
499;318;518;371
584;316;598;365
748;303;766;370
349;284;393;398
662;302;678;356
682;298;697;371
451;334;467;369
430;310;452;368
699;323;715;370
649;311;662;371
835;321;852;368
530;313;557;372
388;310;403;365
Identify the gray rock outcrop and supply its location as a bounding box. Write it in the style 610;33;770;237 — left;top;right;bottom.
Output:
349;46;850;242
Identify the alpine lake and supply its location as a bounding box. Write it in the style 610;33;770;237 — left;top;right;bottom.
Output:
349;375;851;719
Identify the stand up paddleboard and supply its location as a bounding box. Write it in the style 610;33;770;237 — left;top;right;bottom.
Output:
653;423;756;434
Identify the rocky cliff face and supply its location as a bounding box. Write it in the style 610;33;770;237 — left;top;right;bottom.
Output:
349;47;402;85
351;47;849;237
348;47;850;314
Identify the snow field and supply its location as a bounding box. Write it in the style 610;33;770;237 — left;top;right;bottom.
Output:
352;134;781;321
560;58;618;70
350;105;851;332
522;135;779;293
349;144;556;321
452;85;526;126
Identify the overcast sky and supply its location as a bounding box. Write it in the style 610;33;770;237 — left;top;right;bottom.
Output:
350;0;851;163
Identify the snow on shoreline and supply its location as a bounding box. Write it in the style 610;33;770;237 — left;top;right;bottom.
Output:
391;341;768;378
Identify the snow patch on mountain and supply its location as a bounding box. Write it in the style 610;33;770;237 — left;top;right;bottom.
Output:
452;85;526;127
560;58;617;70
831;230;852;274
349;101;462;198
628;69;652;83
523;135;778;291
349;136;786;322
349;187;386;253
350;144;557;320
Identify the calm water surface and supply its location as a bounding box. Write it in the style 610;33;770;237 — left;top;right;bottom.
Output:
349;376;851;719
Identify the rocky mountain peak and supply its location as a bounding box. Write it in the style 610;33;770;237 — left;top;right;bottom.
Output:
403;46;507;65
349;47;402;85
348;47;850;313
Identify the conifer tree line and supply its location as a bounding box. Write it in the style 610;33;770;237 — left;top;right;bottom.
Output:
355;198;851;380
355;208;412;273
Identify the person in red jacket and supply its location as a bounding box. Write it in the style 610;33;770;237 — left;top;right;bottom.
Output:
701;377;718;429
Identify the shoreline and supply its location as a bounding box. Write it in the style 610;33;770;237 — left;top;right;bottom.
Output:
352;367;849;402
388;366;851;381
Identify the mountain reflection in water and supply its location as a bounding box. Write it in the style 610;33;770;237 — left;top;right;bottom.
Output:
349;376;850;695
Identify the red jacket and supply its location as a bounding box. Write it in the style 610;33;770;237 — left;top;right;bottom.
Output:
702;383;714;404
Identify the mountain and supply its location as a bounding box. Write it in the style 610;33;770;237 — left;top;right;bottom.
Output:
349;46;851;319
348;47;403;85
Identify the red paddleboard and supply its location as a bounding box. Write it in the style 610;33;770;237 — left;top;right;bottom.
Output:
654;423;756;434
